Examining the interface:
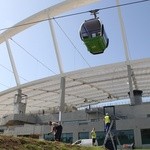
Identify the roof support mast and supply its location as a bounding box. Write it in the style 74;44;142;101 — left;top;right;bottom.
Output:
5;39;20;86
48;17;64;75
5;39;27;114
116;0;135;105
47;14;65;122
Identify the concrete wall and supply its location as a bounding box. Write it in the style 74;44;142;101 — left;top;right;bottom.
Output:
1;102;150;148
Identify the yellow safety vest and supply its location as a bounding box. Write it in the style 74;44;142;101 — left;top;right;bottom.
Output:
104;115;110;124
91;131;96;139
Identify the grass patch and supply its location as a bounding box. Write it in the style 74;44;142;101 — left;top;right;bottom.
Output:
0;135;105;150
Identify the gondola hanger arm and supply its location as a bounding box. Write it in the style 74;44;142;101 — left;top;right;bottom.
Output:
89;9;100;18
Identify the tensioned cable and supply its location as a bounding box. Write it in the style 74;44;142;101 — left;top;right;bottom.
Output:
0;82;9;88
0;63;28;82
53;18;91;67
0;38;57;84
10;38;57;75
0;0;149;32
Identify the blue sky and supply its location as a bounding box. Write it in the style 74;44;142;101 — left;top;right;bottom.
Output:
0;0;150;92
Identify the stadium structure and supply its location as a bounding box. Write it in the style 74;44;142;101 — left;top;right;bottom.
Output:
0;0;150;148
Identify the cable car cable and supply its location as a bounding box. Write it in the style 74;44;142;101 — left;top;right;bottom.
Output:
54;0;150;19
0;0;149;32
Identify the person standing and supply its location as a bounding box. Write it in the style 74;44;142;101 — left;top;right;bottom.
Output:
54;122;63;141
104;113;111;133
49;121;63;141
91;127;97;146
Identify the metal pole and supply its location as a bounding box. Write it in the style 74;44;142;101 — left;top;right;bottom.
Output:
59;76;66;122
48;16;64;74
5;39;20;86
116;0;135;105
47;14;65;121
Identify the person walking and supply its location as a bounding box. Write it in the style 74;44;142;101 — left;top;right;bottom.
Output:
91;127;97;146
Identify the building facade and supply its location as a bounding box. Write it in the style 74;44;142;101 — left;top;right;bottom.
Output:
0;102;150;148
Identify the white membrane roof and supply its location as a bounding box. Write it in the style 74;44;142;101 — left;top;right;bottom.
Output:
0;58;150;117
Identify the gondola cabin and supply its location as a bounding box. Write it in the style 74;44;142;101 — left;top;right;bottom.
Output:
80;18;109;54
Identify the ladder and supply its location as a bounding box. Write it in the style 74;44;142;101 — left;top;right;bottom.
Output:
103;120;122;150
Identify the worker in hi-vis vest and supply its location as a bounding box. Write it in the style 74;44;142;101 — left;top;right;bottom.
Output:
91;128;97;146
104;113;111;132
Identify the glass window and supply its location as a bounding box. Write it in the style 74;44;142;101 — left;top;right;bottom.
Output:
78;132;89;139
61;133;73;144
44;133;54;141
117;130;134;144
141;129;150;144
96;131;105;146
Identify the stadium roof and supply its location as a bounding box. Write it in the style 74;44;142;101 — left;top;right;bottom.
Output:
0;58;150;117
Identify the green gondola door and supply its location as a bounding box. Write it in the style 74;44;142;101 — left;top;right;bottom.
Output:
83;35;108;54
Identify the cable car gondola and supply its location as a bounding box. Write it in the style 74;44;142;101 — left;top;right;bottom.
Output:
80;11;109;55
